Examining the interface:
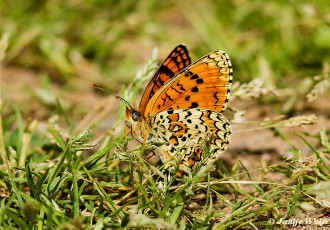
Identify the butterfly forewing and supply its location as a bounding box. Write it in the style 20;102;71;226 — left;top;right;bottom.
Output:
144;50;233;118
139;44;191;113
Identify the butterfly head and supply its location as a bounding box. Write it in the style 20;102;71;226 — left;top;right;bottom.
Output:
131;110;140;121
125;107;140;122
125;106;145;141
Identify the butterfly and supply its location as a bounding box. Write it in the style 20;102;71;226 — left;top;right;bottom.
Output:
94;44;232;170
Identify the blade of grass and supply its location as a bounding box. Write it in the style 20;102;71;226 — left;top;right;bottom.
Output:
4;154;24;207
47;125;66;149
34;168;49;201
46;138;70;192
286;179;301;218
71;169;79;217
320;128;330;153
25;160;36;198
239;160;268;199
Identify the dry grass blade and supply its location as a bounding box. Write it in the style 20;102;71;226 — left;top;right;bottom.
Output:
233;114;317;133
307;63;330;102
231;78;277;99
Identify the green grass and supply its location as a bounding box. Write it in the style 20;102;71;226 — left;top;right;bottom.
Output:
1;0;330;229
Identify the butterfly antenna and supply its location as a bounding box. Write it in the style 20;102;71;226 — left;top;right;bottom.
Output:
92;84;133;110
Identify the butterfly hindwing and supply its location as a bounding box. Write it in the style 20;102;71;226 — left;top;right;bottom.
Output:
144;50;233;118
139;44;191;113
150;108;231;167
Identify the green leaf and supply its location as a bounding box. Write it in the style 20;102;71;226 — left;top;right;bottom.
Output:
307;181;330;199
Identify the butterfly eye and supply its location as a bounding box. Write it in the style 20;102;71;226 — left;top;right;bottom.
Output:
131;110;140;121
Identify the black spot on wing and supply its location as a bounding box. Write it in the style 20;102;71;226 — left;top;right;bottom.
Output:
184;110;192;119
196;78;204;84
191;86;199;92
213;92;219;100
190;102;198;108
190;74;199;80
176;82;185;91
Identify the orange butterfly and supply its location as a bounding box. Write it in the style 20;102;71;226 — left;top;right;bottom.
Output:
94;44;232;170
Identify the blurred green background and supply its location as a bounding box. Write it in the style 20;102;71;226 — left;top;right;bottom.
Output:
1;0;329;119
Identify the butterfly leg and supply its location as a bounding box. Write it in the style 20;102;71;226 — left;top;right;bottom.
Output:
123;125;131;147
125;124;132;138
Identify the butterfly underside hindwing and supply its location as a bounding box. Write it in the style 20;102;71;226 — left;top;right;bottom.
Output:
149;108;231;168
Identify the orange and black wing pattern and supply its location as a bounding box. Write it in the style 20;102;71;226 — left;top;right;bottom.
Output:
139;44;191;113
144;50;233;118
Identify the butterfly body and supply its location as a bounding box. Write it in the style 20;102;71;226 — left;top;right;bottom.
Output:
124;45;233;169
